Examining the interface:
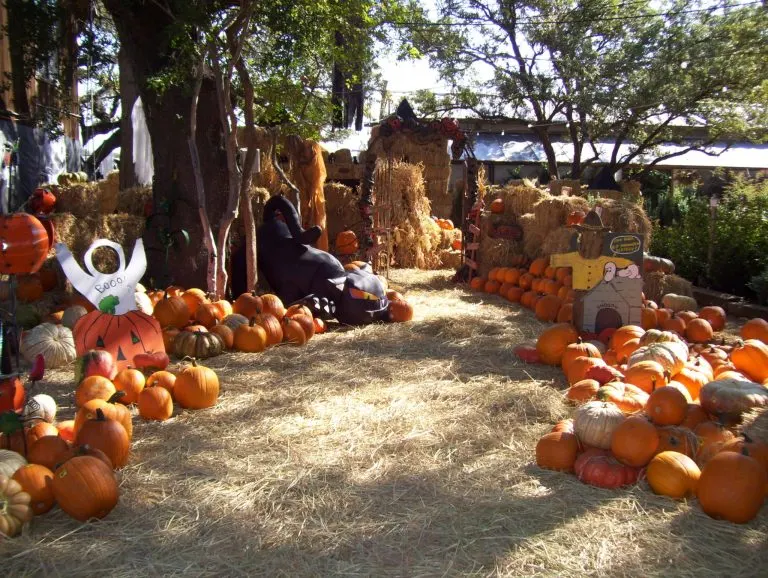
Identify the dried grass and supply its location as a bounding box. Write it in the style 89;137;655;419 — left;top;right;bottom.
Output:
477;214;522;276
2;268;765;576
493;182;547;218
116;186;153;216
98;172;120;214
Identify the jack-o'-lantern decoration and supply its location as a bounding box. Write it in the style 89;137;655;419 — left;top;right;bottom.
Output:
72;310;166;372
0;212;50;274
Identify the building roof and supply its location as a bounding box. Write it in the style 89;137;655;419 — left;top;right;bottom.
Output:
472;133;768;170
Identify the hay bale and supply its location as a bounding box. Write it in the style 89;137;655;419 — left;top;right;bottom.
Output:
54;183;101;217
98;172;120;214
332;149;353;164
532;195;590;234
541;227;576;256
50;213;145;273
491;182;547;218
324;182;359;244
116;186;153;215
250;187;270;230
439;249;462;270
739;407;768;445
591;198;653;247
476;214;522;276
643;272;693;304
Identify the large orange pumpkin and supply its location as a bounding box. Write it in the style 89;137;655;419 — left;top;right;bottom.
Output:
174;360;219;410
153;294;190;329
561;338;602;374
536;323;579;366
645;386;688;426
181;288;208;316
73;310;166;373
0;213;50;274
534;295;562;323
609;325;645;352
697;452;767;523
647;451;700;499
730;339;768;383
52;456;119;521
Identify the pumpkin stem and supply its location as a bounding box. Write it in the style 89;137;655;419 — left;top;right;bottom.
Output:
742;432;753;443
249;317;257;327
95;408;106;421
108;391;127;404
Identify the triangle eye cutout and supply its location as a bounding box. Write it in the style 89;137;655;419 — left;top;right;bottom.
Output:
96;337;105;348
131;331;140;345
116;347;126;361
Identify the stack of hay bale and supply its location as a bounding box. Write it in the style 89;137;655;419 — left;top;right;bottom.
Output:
478;182;654;278
50;170;149;274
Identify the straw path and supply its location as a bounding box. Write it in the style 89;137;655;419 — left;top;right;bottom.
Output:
2;269;766;576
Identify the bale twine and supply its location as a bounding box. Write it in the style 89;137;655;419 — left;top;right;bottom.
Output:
116;186;153;215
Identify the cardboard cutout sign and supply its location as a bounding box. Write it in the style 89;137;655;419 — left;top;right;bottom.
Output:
551;223;644;333
55;239;146;315
56;238;165;372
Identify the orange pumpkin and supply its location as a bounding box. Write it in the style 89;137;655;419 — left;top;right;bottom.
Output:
0;212;50;274
565;379;600;404
112;368;145;405
181;288;208;316
153;294;191;329
535;431;580;472
534;295;562;323
609;326;645;352
75;376;117;407
12;464;56;515
561;338;603;374
261;294;286;318
645;386;688;426
469;276;486;291
685;318;713;344
698;306;726;332
730;339;768;383
536;323;579;366
623;360;667;394
506;286;524;303
335;230;359;255
640;308;658;330
647;451;701;500
489;198;504;214
556;303;573;323
655;425;699;458
484;280;501;294
741;318;768;342
529;258;548;277
697;452;767;523
611;415;659;467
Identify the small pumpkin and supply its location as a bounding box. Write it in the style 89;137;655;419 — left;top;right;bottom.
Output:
138;385;173;421
12;463;55;515
75;375;117;407
0;475;33;537
730;339;768;383
574;448;642;489
655;425;699;458
697;452;767;524
596;382;649;414
27;435;70;472
565;379;600;404
489;198;504;214
233;318;268;353
74;392;133;441
173;331;224;360
146;371;176;396
174;360;219;410
181;288;208;316
646;451;700;499
210;323;234;349
740;318;768;342
685;318;713;344
609;325;645;352
389;300;414;322
610;415;659;467
645;386;688;426
51;456;118;522
534;295;562;323
0;376;25;413
75;408;130;469
282;316;308;346
252;313;283;346
535;431;580;472
260;294;286;319
698;306;726;332
233;291;264;318
153;294;191;329
112;368;146;405
573;401;625;450
623;360;667;394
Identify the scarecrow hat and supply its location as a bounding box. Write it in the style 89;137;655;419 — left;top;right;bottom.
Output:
573;209;609;232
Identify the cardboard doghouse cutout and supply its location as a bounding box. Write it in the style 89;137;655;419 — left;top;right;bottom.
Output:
56;239;166;371
550;210;643;333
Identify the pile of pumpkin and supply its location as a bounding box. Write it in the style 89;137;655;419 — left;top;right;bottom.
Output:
532;321;768;524
469;257;577;323
0;347;221;535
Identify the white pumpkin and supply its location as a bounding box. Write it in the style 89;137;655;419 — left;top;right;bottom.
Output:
661;293;698;313
638;329;684;347
62;305;88;330
135;291;154;314
573;401;625;449
0;450;27;478
627;342;688;376
22;394;57;424
20;323;76;368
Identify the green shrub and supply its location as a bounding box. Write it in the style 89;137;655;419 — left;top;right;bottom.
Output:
651;177;768;297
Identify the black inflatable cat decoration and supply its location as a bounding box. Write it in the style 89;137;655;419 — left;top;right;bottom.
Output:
257;195;390;325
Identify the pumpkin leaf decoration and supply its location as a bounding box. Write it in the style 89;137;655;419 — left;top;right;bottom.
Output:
98;295;120;314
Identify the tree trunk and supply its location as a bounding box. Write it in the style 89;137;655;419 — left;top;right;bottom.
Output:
103;0;229;290
118;47;137;190
532;126;560;180
5;0;31;119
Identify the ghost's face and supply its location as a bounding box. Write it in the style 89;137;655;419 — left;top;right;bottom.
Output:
603;262;617;282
